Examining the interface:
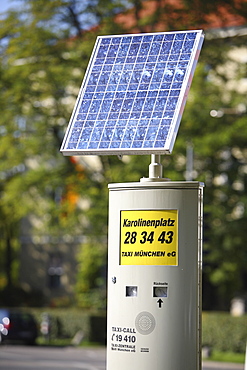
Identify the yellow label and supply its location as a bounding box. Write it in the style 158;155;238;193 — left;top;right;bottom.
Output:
120;209;178;266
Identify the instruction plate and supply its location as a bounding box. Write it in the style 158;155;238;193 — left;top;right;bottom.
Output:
120;209;178;265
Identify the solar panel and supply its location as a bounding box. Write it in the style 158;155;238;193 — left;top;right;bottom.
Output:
61;30;204;156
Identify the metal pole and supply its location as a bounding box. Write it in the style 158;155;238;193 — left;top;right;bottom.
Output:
149;154;163;178
186;143;194;181
245;341;247;370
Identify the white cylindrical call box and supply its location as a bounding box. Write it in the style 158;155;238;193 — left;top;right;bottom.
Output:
107;181;203;370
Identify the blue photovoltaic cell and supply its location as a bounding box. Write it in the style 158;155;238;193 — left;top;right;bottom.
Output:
61;30;204;155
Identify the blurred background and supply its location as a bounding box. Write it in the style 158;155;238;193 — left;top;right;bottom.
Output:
0;0;246;361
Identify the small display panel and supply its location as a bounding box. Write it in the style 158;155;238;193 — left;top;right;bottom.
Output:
153;287;168;297
126;286;138;297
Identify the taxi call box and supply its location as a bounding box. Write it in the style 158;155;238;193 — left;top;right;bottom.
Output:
107;180;203;370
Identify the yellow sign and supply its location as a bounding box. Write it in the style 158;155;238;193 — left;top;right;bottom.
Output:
120;209;178;266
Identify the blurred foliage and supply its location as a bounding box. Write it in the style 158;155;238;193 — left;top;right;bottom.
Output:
76;241;107;309
202;312;247;353
0;0;246;309
31;307;106;344
30;308;247;352
206;350;245;364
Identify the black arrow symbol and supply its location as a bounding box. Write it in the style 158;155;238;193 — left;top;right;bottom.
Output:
157;299;163;308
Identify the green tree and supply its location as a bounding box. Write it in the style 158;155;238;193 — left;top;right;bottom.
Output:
171;36;247;308
0;0;246;309
122;0;247;309
0;0;131;306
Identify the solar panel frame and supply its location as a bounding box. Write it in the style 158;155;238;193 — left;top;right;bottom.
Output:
61;30;204;156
